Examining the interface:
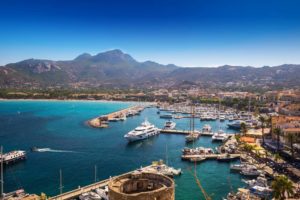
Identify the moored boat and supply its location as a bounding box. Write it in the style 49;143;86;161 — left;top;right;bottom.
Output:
160;114;173;119
0;150;26;165
163;121;176;130
212;130;228;142
124;120;159;142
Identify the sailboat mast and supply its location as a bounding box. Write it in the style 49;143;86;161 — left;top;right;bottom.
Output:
94;165;97;183
59;169;63;195
218;99;221;130
1;146;3;199
192;104;195;132
165;144;168;166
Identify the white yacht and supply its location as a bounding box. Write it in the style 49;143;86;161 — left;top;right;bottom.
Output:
212;130;228;142
200;124;213;136
163;121;176;130
0;150;26;165
124;120;159;142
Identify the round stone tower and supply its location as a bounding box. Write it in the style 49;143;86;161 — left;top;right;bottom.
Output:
108;172;175;200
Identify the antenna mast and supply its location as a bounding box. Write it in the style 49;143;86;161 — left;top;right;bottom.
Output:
94;165;97;183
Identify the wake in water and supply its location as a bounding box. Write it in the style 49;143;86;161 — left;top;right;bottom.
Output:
31;147;76;153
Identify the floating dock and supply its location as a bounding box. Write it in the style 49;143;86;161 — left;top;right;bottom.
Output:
181;153;241;161
159;129;192;135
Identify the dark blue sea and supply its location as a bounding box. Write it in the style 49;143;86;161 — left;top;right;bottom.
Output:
0;100;245;199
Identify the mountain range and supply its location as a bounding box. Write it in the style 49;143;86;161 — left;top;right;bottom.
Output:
1;49;299;91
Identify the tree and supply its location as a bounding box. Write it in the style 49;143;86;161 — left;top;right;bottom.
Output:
271;175;295;200
286;133;296;158
274;153;282;163
259;115;266;145
243;143;255;153
273;128;282;152
240;122;247;136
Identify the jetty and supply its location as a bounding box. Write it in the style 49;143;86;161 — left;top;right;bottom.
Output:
181;153;241;161
159;129;192;135
88;105;144;128
49;162;178;200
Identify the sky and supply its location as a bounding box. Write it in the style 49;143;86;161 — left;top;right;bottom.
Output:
0;0;300;67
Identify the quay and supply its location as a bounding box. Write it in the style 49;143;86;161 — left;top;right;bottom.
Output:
181;153;241;161
88;105;144;128
159;129;191;135
49;162;178;200
49;165;147;200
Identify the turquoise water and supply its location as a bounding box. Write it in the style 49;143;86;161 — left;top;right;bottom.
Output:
0;100;245;199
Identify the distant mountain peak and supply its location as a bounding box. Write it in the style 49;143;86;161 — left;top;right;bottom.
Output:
92;49;136;63
74;53;92;60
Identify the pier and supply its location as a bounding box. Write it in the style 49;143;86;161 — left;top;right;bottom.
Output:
88;105;144;128
49;166;145;200
181;153;241;161
159;129;192;135
48;162;178;200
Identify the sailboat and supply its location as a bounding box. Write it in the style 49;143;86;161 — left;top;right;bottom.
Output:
185;105;200;143
212;99;228;142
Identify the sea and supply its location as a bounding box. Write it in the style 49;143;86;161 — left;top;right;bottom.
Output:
0;100;245;200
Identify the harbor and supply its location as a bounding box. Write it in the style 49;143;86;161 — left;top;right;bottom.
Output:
0;100;244;200
1;100;300;200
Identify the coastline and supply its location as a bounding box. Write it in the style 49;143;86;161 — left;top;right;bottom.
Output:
0;98;153;104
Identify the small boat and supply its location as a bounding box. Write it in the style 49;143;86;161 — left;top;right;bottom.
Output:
230;163;249;171
157;165;182;177
89;192;101;200
212;130;228;142
95;188;108;200
219;115;225;121
243;174;269;188
79;193;90;200
217;154;239;162
240;168;262;177
163;121;176;130
200;124;213;136
185;132;200;143
120;114;127;121
160;114;173;119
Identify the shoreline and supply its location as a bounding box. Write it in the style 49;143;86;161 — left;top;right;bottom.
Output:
0;98;154;104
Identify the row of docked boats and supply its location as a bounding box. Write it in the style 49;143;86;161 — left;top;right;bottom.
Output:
230;163;263;177
79;187;108;200
226;163;272;199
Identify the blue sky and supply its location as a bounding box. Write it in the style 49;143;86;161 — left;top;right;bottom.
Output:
0;0;300;67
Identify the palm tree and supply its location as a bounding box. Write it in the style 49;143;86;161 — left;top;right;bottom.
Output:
271;175;295;200
259;115;266;145
273;128;282;152
243;143;254;153
240;122;247;136
286;133;296;159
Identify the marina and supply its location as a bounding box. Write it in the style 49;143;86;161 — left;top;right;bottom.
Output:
1;100;299;200
0;100;244;200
